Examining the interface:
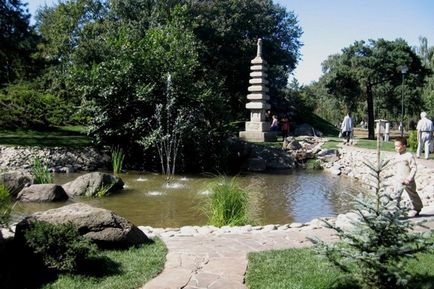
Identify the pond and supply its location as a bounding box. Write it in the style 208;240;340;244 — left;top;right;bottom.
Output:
15;170;361;228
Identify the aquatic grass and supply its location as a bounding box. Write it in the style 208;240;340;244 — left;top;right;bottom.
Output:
32;157;53;184
94;184;114;198
203;177;251;227
0;184;12;226
111;146;125;174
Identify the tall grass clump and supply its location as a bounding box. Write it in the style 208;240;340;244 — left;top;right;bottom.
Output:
204;177;251;227
0;184;12;227
32;157;53;184
111;146;125;174
310;159;434;289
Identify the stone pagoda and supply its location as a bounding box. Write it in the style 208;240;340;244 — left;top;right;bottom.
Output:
239;39;277;142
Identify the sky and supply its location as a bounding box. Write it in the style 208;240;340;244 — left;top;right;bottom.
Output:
27;0;434;85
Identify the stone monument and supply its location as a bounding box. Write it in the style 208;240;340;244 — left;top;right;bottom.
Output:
239;39;277;142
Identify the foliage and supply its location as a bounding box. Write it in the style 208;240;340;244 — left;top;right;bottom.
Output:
93;184;113;198
204;177;251;227
0;185;12;227
321;39;429;139
305;159;322;170
34;0;302;172
111;146;125;174
23;221;97;273
415;36;434;116
0;83;73;130
310;160;434;289
0;0;39;85
408;130;418;152
32;157;53;184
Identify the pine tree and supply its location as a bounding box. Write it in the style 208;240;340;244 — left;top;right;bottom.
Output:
310;160;433;289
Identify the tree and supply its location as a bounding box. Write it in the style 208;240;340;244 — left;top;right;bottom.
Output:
415;36;434;115
322;39;429;139
189;0;302;119
0;0;39;85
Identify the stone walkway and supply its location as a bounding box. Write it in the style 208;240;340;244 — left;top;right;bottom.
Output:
141;146;434;289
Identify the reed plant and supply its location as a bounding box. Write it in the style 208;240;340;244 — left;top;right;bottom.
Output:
32;157;53;184
0;184;12;226
204;177;251;227
111;146;125;174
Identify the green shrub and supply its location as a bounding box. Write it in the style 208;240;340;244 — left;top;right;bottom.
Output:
408;130;418;152
204;177;251;227
310;160;434;289
0;82;73;129
0;185;12;227
23;221;97;273
32;157;53;184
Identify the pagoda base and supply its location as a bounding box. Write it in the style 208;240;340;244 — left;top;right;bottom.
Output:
239;131;277;142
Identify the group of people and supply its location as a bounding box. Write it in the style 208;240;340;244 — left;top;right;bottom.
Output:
339;111;433;218
270;114;290;137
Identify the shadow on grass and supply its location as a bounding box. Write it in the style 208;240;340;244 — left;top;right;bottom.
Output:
75;255;123;277
329;273;434;289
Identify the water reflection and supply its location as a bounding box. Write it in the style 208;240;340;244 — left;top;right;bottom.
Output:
14;170;362;227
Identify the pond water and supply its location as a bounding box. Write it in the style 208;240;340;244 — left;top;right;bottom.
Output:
15;170;362;227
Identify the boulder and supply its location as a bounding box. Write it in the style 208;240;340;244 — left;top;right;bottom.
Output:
15;203;149;248
17;184;68;202
62;172;124;198
0;170;33;197
246;157;267;172
283;137;302;150
294;123;323;137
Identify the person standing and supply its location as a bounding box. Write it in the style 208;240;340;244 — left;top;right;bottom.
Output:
393;136;423;217
270;115;279;131
340;113;353;145
416;111;434;160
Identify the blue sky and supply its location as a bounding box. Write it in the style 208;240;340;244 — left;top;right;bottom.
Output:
28;0;434;85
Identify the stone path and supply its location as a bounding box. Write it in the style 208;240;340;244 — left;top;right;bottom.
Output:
141;146;434;289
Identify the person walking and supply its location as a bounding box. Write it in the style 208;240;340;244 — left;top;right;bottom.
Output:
340;113;353;145
393;136;423;217
416;111;434;160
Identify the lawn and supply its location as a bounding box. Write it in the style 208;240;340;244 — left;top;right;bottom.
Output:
0;126;92;147
42;238;167;289
246;245;434;289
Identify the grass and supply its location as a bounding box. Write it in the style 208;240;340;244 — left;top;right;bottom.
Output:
32;157;53;184
111;146;125;174
0;126;92;147
246;245;434;289
40;238;166;289
203;177;251;227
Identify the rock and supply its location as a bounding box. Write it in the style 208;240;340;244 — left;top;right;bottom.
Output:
17;184;68;202
283;138;302;150
62;172;124;198
0;170;33;197
294;123;323;137
246;157;266;172
15;203;149;248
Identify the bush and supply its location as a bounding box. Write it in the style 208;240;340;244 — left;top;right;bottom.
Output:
310;160;434;289
23;221;97;273
0;82;73;129
204;177;251;227
408;130;418;152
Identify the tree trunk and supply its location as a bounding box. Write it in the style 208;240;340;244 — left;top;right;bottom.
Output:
366;84;375;139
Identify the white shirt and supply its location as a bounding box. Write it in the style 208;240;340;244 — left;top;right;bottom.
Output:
416;117;433;132
392;151;417;185
341;115;353;132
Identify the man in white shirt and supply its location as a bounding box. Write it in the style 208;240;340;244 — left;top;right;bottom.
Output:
340;113;353;145
416;111;434;160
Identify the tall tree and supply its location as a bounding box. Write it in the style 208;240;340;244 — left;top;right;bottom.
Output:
415;36;434;114
322;39;428;139
0;0;38;85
